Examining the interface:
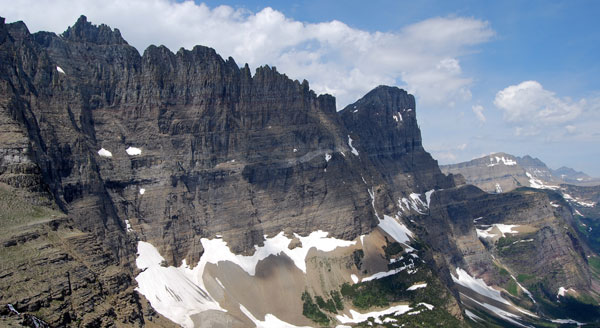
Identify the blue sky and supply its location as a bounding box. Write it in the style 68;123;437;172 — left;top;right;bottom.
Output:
2;0;599;175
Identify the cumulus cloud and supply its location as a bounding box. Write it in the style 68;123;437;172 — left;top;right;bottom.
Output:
0;0;494;107
494;81;584;125
472;105;486;122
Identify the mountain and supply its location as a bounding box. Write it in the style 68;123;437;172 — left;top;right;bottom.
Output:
553;166;598;185
440;152;600;194
1;16;600;327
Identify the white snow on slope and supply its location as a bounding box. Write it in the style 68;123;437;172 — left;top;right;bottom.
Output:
125;219;132;232
425;189;435;207
347;135;359;156
510;275;536;303
461;293;533;328
487;156;517;167
325;153;332;162
139;188;145;195
379;215;413;244
563;193;595;207
407;283;427;291
97;148;112;157
495;183;503;193
351;274;359;284
126;146;142;155
551;318;585;326
239;304;311;328
336;304;412;324
495;224;520;237
476;228;497;239
526;172;559;190
557;287;575;299
452;268;510;305
56;66;65;74
135;231;355;327
476;224;520;239
135;242;225;328
200;230;355;275
398;192;430;214
465;309;483;322
362;256;418;282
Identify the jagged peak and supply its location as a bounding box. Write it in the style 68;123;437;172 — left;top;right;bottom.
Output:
62;15;127;45
341;85;415;115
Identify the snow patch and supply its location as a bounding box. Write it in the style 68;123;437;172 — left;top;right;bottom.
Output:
425;189;435;207
452;268;510;305
201;230;355;275
125;219;132;232
325;153;332;162
351;274;359;284
362;258;418;282
550;201;560;208
465;309;483;322
418;302;434;310
461;294;532;328
56;66;65;74
551;318;585;326
477;224;519;239
511;275;536;303
293;148;298;153
526;172;559;190
347;135;359;156
557;287;574;298
126;147;142;155
487;156;517;167
336;304;412;324
135;242;226;328
495;224;520;237
139;188;145;195
476;228;497;239
239;304;310;328
379;215;413;244
495;183;503;193
407;283;427;291
97;148;112;157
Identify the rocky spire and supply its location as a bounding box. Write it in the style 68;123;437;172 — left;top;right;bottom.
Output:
62;15;127;45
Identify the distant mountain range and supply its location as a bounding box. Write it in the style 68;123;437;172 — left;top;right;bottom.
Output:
440;152;600;194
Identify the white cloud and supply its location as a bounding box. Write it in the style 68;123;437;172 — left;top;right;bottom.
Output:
0;0;494;108
494;81;584;125
472;105;486;122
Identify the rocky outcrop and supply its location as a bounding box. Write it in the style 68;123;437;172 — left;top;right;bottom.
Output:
340;86;455;197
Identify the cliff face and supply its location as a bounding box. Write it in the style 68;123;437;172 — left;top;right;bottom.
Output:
1;15;378;264
1;16;599;328
340;86;455;197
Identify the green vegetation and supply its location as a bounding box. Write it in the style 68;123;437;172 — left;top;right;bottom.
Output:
330;290;344;311
353;249;364;270
383;241;403;259
517;273;535;283
301;291;329;326
588;256;600;272
315;295;337;314
496;236;516;248
506;280;518;296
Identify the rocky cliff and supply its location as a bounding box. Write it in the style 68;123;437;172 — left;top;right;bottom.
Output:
1;16;599;328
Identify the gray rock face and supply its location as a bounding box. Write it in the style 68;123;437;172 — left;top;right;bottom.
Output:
340;86;455;199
